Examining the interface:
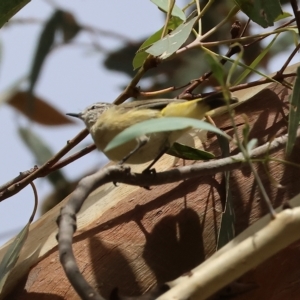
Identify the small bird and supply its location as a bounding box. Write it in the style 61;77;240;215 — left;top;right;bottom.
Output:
67;94;237;168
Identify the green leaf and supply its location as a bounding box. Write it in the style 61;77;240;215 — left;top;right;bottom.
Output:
133;51;149;70
29;11;80;96
167;142;215;160
137;17;183;54
137;29;164;54
286;67;300;156
29;11;63;96
133;16;183;69
234;0;282;28
105;117;229;152
146;16;197;59
0;223;30;292
150;0;186;21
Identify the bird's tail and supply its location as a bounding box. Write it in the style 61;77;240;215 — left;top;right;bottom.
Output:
162;92;238;119
201;92;238;109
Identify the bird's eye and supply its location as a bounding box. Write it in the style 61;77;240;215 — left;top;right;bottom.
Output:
90;105;96;110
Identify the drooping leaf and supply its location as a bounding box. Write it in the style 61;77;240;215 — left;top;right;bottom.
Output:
146;16;197;59
0;223;30;293
234;0;282;28
167;142;215;160
28;10;80;95
28;10;63;96
286;67;300;156
150;0;186;21
18;127;54;164
7;91;74;126
105;117;229;152
18;127;69;191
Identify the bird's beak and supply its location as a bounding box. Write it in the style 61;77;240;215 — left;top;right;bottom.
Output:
66;113;81;119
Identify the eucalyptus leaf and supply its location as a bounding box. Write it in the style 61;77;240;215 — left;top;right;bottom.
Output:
133;16;183;69
146;16;197;59
234;0;282;28
105;117;229;152
167;142;215;160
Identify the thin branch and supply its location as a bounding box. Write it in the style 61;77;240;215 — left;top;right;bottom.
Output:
0;128;89;202
0;167;37;192
278;42;300;75
176;26;295;56
46;144;96;173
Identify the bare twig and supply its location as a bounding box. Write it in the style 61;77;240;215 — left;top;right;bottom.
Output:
0;168;37;192
47;144;96;173
0;128;89;202
278;42;300;75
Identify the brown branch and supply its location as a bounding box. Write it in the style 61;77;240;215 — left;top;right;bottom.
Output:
46;144;96;173
0;167;38;192
278;42;300;75
0;128;89;202
57;129;296;300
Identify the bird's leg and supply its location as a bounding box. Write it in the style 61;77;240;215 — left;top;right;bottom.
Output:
142;144;170;174
118;136;149;165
